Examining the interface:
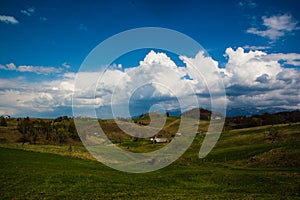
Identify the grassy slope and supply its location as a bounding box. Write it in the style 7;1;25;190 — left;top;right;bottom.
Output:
0;119;299;199
0;147;299;200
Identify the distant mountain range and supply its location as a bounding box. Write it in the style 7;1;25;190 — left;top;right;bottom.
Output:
133;108;300;130
166;107;298;118
225;107;298;117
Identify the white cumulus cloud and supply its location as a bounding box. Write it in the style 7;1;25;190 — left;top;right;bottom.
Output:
247;14;299;41
0;15;19;24
222;47;300;110
73;50;225;117
0;49;299;117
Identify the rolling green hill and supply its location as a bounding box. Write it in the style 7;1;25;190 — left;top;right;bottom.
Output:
0;115;299;199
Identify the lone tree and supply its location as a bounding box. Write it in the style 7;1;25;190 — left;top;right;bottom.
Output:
0;117;7;127
266;126;279;143
166;112;170;117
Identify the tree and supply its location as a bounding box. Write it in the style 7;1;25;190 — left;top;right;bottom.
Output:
68;121;79;140
31;130;38;145
17;117;37;144
17;117;30;144
57;128;67;144
0;117;7;127
269;127;279;143
265;126;279;143
54;116;69;122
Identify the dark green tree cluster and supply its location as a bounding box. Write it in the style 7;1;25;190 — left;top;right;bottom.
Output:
225;111;300;129
17;116;79;145
0;117;8;127
17;117;35;144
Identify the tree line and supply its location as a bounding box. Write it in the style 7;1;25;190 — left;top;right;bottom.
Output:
225;111;300;129
16;116;79;145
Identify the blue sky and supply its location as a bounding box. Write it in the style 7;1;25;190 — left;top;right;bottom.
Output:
0;0;300;117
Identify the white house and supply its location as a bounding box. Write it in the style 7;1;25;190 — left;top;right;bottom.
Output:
151;136;168;143
196;131;202;135
214;116;222;120
175;132;182;137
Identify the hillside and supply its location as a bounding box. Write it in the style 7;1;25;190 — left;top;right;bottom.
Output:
225;110;300;129
0;109;299;146
181;108;214;120
0;110;299;199
0;112;299;168
0;122;299;199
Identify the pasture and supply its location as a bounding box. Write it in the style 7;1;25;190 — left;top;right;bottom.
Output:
0;121;299;199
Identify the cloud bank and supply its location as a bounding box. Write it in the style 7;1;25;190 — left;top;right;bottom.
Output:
0;48;299;117
0;63;63;75
222;47;300;110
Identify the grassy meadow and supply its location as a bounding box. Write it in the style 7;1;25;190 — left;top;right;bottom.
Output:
0;116;299;199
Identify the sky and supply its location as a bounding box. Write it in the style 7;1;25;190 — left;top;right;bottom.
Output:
0;0;299;118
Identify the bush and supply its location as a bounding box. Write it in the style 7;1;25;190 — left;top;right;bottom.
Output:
0;117;7;127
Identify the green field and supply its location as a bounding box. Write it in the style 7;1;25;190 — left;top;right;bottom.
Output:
0;121;299;199
0;147;299;200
